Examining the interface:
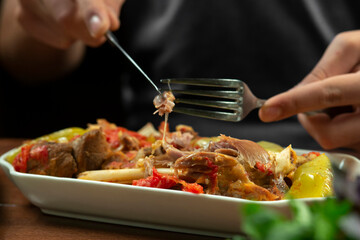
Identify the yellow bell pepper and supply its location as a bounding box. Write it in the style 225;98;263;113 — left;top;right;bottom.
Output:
286;153;333;198
35;127;87;142
257;140;284;152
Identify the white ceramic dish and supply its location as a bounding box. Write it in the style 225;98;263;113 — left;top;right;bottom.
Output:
1;148;359;237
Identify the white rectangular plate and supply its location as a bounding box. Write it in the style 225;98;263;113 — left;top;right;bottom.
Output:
1;148;359;237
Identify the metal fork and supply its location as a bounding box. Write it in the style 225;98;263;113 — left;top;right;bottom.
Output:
160;78;265;122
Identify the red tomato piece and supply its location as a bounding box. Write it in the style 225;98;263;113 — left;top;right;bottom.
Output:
29;145;49;164
104;128;121;149
255;162;273;175
133;168;204;194
180;181;204;194
205;157;218;192
133;168;177;189
13;144;33;173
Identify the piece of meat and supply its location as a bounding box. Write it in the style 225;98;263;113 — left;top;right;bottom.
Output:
101;151;135;169
208;135;270;168
174;148;278;200
227;181;279;201
174;136;284;200
27;141;77;177
174;151;240;194
175;152;239;169
118;132;140;152
153;91;175;116
168;131;194;149
145;141;190;168
213;148;238;157
175;124;198;139
207;135;273;186
72;129;112;173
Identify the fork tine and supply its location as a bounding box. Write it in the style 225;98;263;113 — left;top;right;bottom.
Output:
161;78;244;88
172;89;242;100
173;107;241;122
175;98;240;111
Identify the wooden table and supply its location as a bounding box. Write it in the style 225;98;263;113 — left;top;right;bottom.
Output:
0;139;224;240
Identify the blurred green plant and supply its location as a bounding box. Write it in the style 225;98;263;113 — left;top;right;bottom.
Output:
233;198;354;240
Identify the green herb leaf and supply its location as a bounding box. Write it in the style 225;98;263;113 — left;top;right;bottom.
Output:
236;198;353;240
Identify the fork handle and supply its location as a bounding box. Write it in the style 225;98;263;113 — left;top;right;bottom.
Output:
256;99;266;109
304;106;354;118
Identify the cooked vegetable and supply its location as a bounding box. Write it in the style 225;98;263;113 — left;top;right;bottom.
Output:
257;140;284;152
78;168;174;183
287;154;333;198
36;127;87;142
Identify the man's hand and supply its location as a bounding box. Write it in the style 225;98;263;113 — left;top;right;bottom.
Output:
259;30;360;151
17;0;125;49
0;0;125;81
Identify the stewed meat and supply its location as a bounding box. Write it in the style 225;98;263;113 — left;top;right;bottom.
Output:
173;135;281;200
27;141;77;177
72;129;112;172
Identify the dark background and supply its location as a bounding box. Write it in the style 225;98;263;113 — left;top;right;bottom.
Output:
1;0;360;150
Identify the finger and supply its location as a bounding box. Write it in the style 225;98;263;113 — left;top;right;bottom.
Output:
105;0;125;31
106;5;120;31
352;63;360;73
79;0;111;38
17;3;75;49
343;140;360;152
19;0;47;16
45;0;110;47
298;31;360;86
105;0;125;16
259;72;360;122
298;109;360;150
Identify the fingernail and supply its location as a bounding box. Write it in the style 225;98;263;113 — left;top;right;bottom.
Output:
86;14;102;37
261;106;282;121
